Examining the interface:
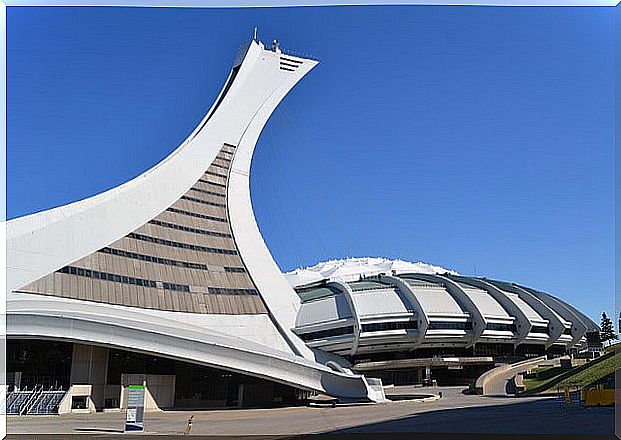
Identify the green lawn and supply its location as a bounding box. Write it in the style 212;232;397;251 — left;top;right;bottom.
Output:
523;351;620;394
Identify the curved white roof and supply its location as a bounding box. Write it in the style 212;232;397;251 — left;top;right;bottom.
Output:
285;257;457;288
351;287;414;319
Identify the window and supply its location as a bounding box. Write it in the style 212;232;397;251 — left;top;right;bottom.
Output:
188;187;225;199
223;267;246;273
205;170;228;179
485;323;516;332
149;220;231;238
58;266;158;289
181;195;226;208
198;179;227;188
167;207;227;223
127;232;237;255
427;321;473;330
298;326;354;341
362;321;418;332
99;247;212;271
208;287;258;296
530;326;549;334
71;396;87;410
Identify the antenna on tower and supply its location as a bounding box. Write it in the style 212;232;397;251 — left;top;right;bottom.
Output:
253;27;258;41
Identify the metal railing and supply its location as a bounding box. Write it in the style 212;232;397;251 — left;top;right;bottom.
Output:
5;386;67;415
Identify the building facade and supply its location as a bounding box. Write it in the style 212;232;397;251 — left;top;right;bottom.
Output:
287;258;599;385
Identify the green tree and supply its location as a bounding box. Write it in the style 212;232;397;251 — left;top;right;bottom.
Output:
600;312;618;347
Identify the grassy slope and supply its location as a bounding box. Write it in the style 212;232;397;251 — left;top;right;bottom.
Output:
523;350;620;394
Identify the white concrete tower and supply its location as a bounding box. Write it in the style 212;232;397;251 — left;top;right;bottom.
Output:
7;39;382;404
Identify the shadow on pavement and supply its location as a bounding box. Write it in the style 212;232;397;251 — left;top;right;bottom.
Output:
326;399;615;438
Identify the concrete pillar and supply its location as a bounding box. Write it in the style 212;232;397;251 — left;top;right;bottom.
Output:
237;384;244;407
70;344;109;410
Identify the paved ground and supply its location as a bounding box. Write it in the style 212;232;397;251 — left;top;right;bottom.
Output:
6;386;615;438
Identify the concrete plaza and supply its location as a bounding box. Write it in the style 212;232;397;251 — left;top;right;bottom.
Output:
6;386;615;438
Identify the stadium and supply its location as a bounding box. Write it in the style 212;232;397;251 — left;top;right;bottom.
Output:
5;37;599;414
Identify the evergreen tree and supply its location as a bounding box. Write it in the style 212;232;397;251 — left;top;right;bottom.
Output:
600;312;618;347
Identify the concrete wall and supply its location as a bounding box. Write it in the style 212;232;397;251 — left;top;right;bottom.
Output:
70;344;109;410
120;374;176;411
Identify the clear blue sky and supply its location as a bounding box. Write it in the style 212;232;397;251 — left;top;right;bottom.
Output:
7;6;614;322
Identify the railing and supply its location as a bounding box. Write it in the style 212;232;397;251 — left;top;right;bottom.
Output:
26;391;66;415
20;386;43;415
6;391;34;415
5;387;67;415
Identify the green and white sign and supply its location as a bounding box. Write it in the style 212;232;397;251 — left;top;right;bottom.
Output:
125;384;146;432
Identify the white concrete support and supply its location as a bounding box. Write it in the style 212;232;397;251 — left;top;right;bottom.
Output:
329;281;361;356
70;344;109;410
514;284;588;347
408;274;486;347
226;43;318;358
382;275;429;347
451;276;531;346
485;281;566;349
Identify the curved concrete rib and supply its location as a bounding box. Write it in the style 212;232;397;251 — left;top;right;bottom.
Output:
484;280;566;348
328;281;361;356
450;276;531;346
407;273;486;347
381;275;429;348
515;284;589;347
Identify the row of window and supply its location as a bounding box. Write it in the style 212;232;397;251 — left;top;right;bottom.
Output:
181;195;226;208
57;265;256;296
127;232;238;255
205;170;228;179
57;266;154;289
298;326;354;342
427;322;474;330
210;162;228;170
220;148;234;155
198;179;227;189
100;247;211;271
189;187;225;199
56;265;255;296
223;266;246;273
101;246;246;275
162;282;191;292
209;287;258;296
530;326;549;335
167;207;227;223
149;219;232;239
485;323;516;332
215;155;231;163
362;321;418;332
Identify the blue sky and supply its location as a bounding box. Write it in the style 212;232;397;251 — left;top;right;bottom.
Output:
7;6;614;322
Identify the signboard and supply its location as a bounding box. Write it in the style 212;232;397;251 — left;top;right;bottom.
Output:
125;384;146;432
586;331;602;349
